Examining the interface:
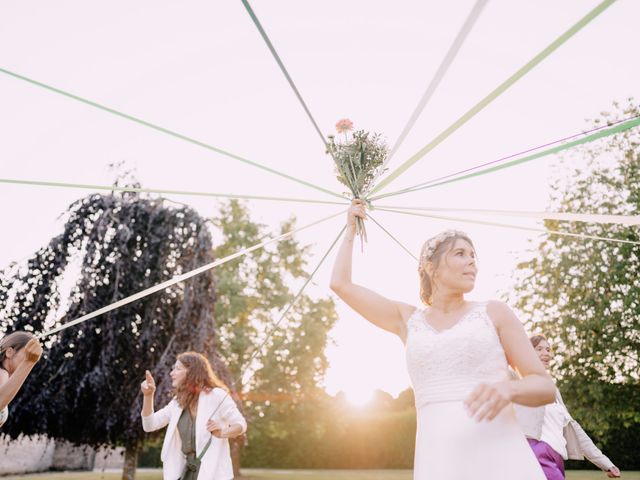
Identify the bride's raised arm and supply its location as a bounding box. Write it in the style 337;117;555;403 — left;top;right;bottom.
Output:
330;200;415;339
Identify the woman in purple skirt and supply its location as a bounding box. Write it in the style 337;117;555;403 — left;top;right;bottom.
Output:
514;335;621;479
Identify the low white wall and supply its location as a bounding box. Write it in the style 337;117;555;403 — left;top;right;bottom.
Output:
0;435;55;475
93;446;125;469
0;436;124;474
51;440;96;470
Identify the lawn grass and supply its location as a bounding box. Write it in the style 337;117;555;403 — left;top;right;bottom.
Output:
1;469;636;480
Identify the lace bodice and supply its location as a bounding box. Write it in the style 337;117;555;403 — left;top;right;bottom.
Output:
405;302;509;408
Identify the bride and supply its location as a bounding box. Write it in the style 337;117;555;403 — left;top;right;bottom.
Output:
330;200;555;479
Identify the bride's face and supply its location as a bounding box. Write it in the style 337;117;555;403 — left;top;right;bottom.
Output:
432;239;477;294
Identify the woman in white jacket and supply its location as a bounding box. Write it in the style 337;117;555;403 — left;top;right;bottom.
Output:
141;351;247;480
514;335;621;479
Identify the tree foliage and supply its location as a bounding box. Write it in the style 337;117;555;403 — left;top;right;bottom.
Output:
210;200;339;468
509;99;640;468
241;388;417;469
0;192;229;453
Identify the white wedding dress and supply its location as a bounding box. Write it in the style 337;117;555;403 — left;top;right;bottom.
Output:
405;302;545;480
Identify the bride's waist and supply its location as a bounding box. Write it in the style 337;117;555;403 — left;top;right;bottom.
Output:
412;374;507;408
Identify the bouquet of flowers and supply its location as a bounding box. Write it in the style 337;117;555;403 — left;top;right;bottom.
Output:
327;118;388;247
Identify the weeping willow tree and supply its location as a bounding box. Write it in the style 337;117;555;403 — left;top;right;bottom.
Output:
0;190;232;479
509;100;640;468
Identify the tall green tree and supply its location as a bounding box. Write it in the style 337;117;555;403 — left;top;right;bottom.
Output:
510;100;640;468
0;191;231;480
211;200;338;473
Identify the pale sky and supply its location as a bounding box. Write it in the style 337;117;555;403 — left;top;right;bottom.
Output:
1;1;638;402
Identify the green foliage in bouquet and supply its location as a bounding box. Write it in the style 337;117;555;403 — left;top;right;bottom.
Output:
327;119;388;245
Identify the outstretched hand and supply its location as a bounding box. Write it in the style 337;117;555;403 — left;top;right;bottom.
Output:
140;370;156;396
464;381;512;422
23;338;43;365
607;466;621;478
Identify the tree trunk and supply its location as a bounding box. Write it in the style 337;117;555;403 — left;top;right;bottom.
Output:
122;445;138;480
230;436;244;478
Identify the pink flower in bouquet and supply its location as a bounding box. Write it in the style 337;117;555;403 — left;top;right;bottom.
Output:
335;118;354;134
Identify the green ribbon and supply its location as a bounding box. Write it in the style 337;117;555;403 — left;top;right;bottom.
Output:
376;116;640;197
0;67;344;200
39;210;346;338
370;0;617;196
196;225;346;459
376;207;640;246
241;0;326;147
0;178;348;206
367;213;418;261
378;0;488;174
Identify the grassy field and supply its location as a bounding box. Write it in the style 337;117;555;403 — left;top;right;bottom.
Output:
1;470;637;480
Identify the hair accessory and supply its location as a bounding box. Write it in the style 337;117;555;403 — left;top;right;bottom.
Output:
419;230;468;271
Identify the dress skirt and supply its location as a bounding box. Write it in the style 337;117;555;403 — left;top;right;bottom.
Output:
413;401;545;480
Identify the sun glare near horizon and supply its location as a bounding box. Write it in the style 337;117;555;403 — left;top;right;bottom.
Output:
344;387;374;406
